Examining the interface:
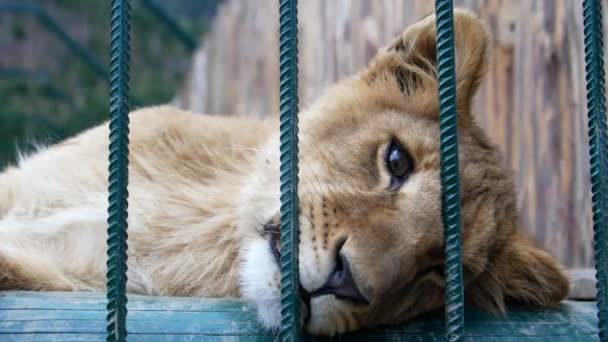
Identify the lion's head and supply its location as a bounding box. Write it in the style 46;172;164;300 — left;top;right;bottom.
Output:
237;9;569;336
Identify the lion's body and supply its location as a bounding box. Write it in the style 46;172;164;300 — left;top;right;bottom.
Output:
0;107;272;297
0;9;569;336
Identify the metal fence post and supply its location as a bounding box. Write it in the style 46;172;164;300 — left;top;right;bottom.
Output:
435;1;465;341
278;0;302;340
582;0;608;341
106;0;132;341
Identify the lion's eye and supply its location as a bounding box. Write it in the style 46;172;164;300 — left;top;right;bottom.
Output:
385;140;413;188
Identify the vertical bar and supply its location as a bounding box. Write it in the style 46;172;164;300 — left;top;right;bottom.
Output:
106;0;131;341
278;0;302;340
434;1;465;341
582;1;608;341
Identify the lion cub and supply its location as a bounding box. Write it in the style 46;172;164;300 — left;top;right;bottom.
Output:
0;9;568;336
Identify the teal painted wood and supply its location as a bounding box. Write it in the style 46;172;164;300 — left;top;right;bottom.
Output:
582;1;608;341
434;1;465;341
106;0;132;341
0;292;600;341
278;0;302;341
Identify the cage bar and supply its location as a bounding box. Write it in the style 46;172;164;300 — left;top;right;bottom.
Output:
278;0;302;340
106;0;132;341
434;1;465;341
582;0;608;341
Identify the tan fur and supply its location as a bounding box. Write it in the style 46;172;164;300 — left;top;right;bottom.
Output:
0;9;568;335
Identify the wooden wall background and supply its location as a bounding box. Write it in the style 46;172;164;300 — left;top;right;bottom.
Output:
175;0;608;268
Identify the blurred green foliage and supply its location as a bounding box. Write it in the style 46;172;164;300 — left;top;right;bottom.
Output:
0;0;222;168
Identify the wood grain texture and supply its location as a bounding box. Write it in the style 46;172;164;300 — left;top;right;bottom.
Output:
0;291;600;341
175;0;606;268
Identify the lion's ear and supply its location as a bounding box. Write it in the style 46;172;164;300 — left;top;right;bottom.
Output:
468;234;570;312
362;9;490;116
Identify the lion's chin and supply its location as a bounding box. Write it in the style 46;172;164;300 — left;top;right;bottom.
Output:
240;230;365;336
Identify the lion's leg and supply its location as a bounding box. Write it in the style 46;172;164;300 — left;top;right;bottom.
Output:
0;207;109;292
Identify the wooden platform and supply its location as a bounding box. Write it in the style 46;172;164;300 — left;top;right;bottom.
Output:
0;291;600;341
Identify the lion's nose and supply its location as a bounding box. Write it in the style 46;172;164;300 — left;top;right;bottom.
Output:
309;239;369;304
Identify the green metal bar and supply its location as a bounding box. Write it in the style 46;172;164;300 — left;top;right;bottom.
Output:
106;0;132;341
140;0;197;52
582;1;608;341
434;1;465;341
278;0;302;340
0;3;109;82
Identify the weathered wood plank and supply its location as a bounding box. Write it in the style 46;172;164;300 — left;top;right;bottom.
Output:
0;291;600;341
0;292;250;312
